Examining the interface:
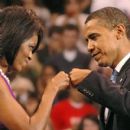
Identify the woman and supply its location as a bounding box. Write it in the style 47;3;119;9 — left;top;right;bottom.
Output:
0;6;69;130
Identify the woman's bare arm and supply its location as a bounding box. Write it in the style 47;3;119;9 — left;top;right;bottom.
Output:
0;71;69;130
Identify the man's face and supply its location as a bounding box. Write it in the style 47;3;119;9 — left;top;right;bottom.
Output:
83;19;119;67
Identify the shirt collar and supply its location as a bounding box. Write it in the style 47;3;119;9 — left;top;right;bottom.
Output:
115;53;130;73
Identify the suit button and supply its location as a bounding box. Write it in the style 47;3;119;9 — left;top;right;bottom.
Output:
90;92;94;96
83;89;94;97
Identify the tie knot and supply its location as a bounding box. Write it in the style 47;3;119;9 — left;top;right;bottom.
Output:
113;70;118;76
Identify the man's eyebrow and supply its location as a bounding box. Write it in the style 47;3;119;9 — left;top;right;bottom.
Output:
84;33;101;43
88;33;100;39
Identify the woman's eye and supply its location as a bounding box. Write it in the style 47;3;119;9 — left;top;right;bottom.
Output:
30;46;34;49
29;46;34;50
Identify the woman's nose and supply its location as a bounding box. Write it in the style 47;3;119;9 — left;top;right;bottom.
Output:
28;51;32;60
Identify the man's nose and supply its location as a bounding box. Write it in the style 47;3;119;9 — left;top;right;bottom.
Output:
87;41;95;53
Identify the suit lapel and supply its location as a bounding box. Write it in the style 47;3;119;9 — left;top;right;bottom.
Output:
100;106;105;124
100;58;130;129
116;58;130;86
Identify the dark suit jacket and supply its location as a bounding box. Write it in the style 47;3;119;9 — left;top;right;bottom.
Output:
77;58;130;130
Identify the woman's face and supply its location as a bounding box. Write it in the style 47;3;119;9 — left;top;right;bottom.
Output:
12;34;38;71
83;119;99;130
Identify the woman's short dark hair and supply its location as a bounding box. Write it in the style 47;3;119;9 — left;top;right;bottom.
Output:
0;6;43;65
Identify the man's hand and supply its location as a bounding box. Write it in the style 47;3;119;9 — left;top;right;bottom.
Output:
69;68;92;86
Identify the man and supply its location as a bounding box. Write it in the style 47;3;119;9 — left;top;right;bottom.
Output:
70;7;130;130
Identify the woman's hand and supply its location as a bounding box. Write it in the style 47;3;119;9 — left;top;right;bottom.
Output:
48;71;70;91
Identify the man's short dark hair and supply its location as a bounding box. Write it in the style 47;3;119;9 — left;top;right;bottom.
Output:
85;7;130;39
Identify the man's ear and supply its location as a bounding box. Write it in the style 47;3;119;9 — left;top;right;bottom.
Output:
114;24;126;40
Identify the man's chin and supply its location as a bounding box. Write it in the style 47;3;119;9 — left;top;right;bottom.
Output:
98;61;108;67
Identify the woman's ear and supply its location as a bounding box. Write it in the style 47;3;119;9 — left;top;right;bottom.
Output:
0;57;8;72
114;24;126;40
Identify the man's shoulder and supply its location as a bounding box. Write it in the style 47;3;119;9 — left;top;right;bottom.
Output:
119;58;130;74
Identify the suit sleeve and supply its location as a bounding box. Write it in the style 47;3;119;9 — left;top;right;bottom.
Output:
77;71;130;117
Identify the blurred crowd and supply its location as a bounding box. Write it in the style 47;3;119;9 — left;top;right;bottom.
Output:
1;0;130;130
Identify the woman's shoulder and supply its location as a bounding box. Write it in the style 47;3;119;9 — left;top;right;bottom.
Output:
0;72;13;97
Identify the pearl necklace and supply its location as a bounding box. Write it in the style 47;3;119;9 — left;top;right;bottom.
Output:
0;68;10;85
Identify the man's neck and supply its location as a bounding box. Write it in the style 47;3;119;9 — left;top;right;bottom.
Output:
112;41;130;69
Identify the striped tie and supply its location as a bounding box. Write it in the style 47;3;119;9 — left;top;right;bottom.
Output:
110;70;118;83
104;70;119;125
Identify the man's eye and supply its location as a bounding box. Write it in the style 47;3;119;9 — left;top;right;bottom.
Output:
90;36;97;41
89;33;100;41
